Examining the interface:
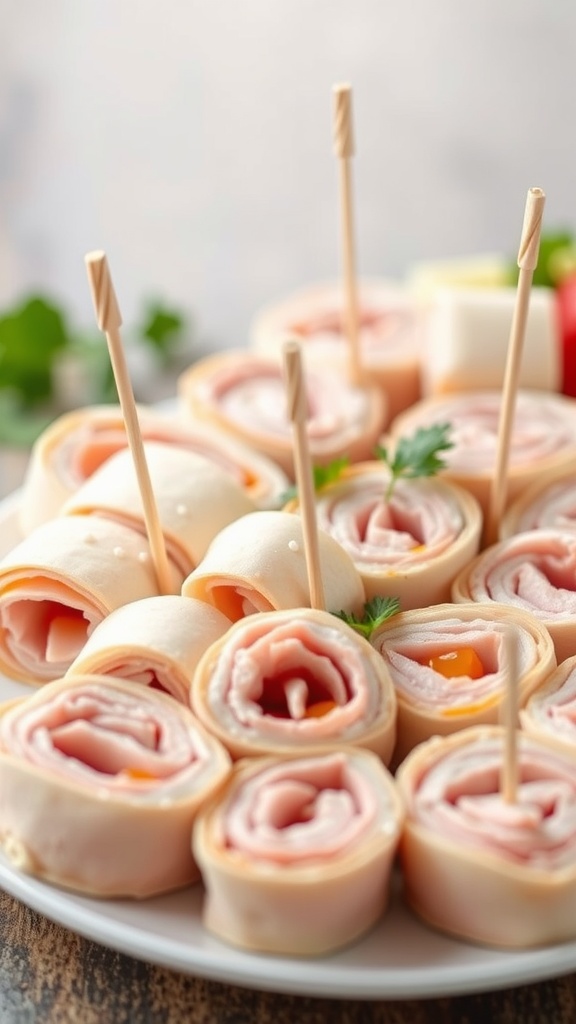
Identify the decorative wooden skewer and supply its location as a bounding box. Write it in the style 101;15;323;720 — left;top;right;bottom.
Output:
501;625;519;804
332;82;363;387
84;250;173;596
282;339;326;611
485;187;546;547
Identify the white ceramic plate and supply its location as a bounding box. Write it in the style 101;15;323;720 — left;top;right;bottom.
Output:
1;493;576;999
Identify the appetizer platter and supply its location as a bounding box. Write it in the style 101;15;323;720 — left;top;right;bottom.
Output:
4;86;576;1002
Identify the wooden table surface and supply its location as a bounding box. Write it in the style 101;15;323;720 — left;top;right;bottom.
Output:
0;888;574;1024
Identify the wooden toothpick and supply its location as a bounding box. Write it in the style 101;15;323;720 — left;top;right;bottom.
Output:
84;250;173;596
501;626;519;804
332;82;363;386
282;339;326;611
485;187;546;546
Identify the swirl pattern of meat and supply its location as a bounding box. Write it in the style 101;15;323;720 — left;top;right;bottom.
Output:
177;350;387;478
292;463;481;608
397;726;576;947
452;528;576;662
0;675;231;897
191;607;396;763
370;602;555;765
193;749;403;954
501;473;576;540
520;654;576;754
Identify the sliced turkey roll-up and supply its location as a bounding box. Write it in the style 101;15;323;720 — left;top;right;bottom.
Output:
191;607;396;762
396;725;576;947
193;748;404;955
66;596;232;704
0;515;182;684
388;390;576;520
20;404;288;535
182;511;365;622
500;472;576;541
62;442;255;576
177;350;387;478
288;463;482;608
249;279;422;423
370;602;555;766
0;675;231;897
452;529;576;663
520;655;576;754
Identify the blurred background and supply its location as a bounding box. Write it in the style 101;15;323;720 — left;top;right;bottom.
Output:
2;0;575;347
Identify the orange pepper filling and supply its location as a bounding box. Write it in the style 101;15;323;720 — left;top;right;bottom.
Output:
424;647;485;679
303;700;338;719
120;767;157;781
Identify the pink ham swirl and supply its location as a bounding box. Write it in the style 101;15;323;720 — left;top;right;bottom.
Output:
502;475;576;540
521;655;576;751
191;608;396;762
401;729;576;869
0;676;231;896
452;530;576;663
193;748;403;954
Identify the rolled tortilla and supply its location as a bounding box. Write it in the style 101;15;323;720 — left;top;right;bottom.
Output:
0;515;183;684
500;472;576;540
0;675;231;897
288;462;482;608
249;278;422;423
66;596;232;705
452;529;576;663
177;350;387;478
520;655;576;755
193;748;404;954
20;404;288;535
62;442;255;576
191;607;397;763
182;510;365;621
388;390;576;520
396;725;576;947
370;602;556;766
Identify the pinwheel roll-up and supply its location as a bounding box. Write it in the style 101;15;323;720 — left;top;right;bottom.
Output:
191;607;397;762
19;405;289;535
0;516;183;684
193;748;404;955
182;511;365;622
66;596;232;704
62;443;255;576
177;350;387;478
396;725;576;947
249;279;423;423
370;602;555;766
290;463;482;608
0;675;231;897
520;655;576;754
388;390;576;519
500;473;576;541
452;529;576;663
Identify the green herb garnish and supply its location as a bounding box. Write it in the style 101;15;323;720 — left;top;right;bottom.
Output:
333;595;400;640
375;423;453;501
280;456;350;504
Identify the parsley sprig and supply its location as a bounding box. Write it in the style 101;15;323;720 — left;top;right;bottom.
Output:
333;596;400;640
375;423;453;501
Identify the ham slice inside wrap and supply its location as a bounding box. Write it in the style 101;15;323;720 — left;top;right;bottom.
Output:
0;515;183;683
501;473;576;540
19;404;289;535
66;595;232;705
370;602;556;766
177;350;387;478
62;442;255;576
248;278;423;423
191;607;397;763
182;510;365;622
520;654;576;754
452;528;576;662
289;463;482;608
193;748;404;954
396;725;576;947
0;675;231;897
388;390;576;521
